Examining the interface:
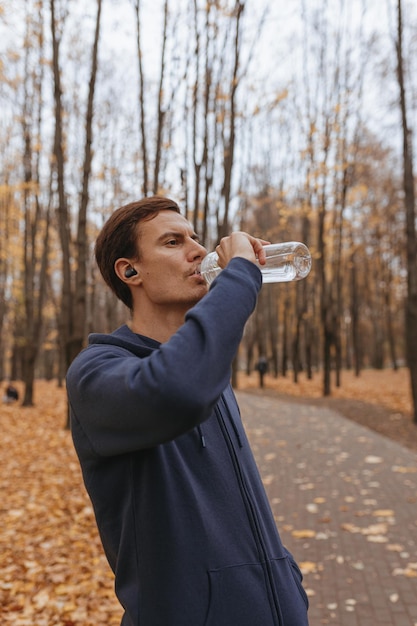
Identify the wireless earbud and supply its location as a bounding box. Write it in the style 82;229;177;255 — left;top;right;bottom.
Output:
124;267;138;278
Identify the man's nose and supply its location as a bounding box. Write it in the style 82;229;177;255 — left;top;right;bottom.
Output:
190;239;207;259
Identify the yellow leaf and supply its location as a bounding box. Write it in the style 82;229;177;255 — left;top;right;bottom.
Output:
291;529;316;539
299;561;318;574
372;509;395;517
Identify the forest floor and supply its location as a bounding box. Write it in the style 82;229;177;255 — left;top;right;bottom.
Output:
237;366;417;453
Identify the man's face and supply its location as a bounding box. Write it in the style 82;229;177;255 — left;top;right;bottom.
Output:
134;210;208;310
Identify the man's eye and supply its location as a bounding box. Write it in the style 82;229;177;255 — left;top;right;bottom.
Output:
167;239;178;246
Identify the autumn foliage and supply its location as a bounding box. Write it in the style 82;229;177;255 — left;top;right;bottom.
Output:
0;382;122;625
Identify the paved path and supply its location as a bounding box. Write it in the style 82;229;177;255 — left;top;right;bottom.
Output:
236;391;417;626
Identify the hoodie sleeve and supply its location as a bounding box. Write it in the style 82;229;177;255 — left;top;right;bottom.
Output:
66;258;262;456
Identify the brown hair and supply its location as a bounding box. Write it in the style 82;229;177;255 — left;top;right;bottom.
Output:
95;196;181;310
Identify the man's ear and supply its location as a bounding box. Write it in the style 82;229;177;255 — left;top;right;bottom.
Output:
114;258;142;284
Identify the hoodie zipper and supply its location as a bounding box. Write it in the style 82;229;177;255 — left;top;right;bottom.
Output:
215;401;283;626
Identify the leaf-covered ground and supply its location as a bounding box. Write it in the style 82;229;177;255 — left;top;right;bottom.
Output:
0;382;122;625
0;370;415;624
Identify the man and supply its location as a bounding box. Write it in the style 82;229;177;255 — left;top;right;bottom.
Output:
3;382;19;404
66;196;309;626
256;356;269;388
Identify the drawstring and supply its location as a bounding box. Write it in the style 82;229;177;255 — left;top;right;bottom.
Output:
197;425;206;448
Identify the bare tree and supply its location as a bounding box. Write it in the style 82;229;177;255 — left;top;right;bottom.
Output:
73;0;103;360
218;0;245;240
0;183;15;381
50;0;72;377
50;0;102;395
395;0;417;423
134;0;150;195
153;0;169;194
190;0;215;243
20;2;51;406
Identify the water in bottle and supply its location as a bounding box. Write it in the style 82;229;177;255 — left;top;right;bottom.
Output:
200;242;311;285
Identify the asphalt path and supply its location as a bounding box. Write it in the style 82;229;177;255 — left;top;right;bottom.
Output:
236;391;417;626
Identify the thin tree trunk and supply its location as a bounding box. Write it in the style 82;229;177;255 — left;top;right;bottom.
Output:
349;243;361;377
153;0;168;194
267;287;279;378
73;0;102;361
50;0;73;376
385;276;398;371
396;0;417;423
281;297;290;377
218;0;244;240
21;3;50;406
134;0;149;195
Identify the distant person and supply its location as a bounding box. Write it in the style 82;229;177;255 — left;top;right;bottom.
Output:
66;196;309;626
256;355;269;388
3;383;19;404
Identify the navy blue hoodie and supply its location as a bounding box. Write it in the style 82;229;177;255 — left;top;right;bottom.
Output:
66;258;309;626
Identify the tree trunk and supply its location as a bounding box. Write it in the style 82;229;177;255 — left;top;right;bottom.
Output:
396;0;417;423
349;246;361;377
134;0;149;195
281;297;289;377
267;287;279;378
50;0;73;377
385;283;398;371
218;1;244;240
50;0;102;425
318;183;332;395
153;0;168;194
73;0;102;362
20;4;50;406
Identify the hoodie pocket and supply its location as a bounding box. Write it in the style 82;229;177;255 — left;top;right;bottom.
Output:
204;562;275;626
284;554;310;610
270;555;310;619
204;558;309;626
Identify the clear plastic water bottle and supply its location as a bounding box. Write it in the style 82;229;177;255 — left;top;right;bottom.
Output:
200;242;312;285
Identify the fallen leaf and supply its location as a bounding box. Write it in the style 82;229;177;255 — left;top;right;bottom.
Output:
367;535;389;543
372;509;395;517
299;561;318;574
291;529;316;539
386;544;404;552
364;456;383;464
392;567;417;577
392;465;417;474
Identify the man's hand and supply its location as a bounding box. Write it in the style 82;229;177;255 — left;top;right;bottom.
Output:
215;232;270;269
